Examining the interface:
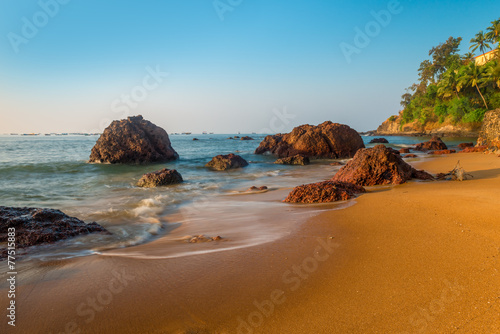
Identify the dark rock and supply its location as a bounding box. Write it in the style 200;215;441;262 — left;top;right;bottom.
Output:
428;149;456;155
259;186;268;191
404;154;418;158
274;154;310;165
414;136;448;151
331;145;434;186
0;207;108;258
255;121;365;159
234;136;240;139
477;109;500;152
89;115;178;164
186;235;223;243
240;136;254;140
206;153;248;171
458;143;474;150
284;181;365;204
247;186;268;192
193;138;199;141
137;168;183;187
399;148;411;154
369;138;389;144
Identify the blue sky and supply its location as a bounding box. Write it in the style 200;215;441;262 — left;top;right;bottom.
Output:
0;0;499;134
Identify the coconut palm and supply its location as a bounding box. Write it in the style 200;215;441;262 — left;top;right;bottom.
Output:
486;19;500;43
484;61;500;89
457;62;489;109
462;52;475;65
438;69;460;99
470;31;491;56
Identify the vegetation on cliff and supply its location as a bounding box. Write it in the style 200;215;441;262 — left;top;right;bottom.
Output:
398;18;500;128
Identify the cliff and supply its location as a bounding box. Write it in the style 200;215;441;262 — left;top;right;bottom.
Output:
477;109;500;152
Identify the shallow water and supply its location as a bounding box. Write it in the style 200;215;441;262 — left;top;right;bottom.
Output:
0;134;476;261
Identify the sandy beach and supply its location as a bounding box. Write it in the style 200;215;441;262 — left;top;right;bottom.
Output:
2;152;500;333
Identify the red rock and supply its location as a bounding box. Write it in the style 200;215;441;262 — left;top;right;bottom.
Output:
284;181;365;204
240;136;254;140
477;109;500;151
331;145;433;186
404;154;418;158
458;142;474;149
399;148;411;154
137;168;183;187
274;154;310;165
461;146;487;153
206;153;248;171
428;149;456;155
255;121;364;159
330;162;344;166
259;186;268;191
414;136;448;151
89;115;178;164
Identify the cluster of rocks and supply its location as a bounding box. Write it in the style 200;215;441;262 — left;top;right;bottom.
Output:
184;235;223;243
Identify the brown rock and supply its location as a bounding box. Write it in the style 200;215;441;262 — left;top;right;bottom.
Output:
461;146;487;153
89;115;178;164
477;109;500;152
192;138;199;141
458;142;474;149
206;153;248;171
274;154;310;165
284;181;365;204
369;138;389;144
404;154;418;158
428;149;456;155
259;186;268;191
0;207;108;258
137;168;183;187
331;145;434;186
240;136;254;140
255;121;364;159
414;136;448;151
330;162;344;166
399;148;411;154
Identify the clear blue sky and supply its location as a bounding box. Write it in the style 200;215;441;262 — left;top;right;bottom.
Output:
0;0;499;134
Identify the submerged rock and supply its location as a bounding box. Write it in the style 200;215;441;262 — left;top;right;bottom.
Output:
284;181;365;204
458;142;474;150
477;109;500;152
399;148;411;154
89;115;178;164
137;168;183;187
240;136;254;140
414;136;448;151
369;138;389;144
247;186;268;192
274;154;310;165
331;145;434;186
428;149;456;155
255;121;364;159
0;207;108;258
404;154;418;158
206;153;248;171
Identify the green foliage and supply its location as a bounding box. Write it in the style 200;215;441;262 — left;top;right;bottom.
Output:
388;115;397;122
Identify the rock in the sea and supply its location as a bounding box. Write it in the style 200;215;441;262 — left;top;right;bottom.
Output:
331;145;433;186
428;149;456;155
404;154;418;158
192;138;199;141
89;115;178;164
247;186;268;192
461;146;487;153
284;181;366;204
369;138;389;144
274;154;310;165
255;121;365;159
330;162;344;166
399;148;411;154
206;153;249;171
240;136;254;140
137;168;183;187
414;136;448;151
0;207;108;257
477;109;500;152
458;142;474;150
185;235;223;243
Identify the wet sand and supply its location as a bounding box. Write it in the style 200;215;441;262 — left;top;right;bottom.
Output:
2;152;500;333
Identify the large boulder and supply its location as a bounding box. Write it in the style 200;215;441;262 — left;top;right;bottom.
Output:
477;109;500;152
0;207;108;258
284;181;366;204
331;145;434;186
274;154;310;165
137;168;183;187
255;121;365;159
414;136;448;151
89;115;178;164
206;153;248;171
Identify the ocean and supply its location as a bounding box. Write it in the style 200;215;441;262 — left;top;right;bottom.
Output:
0;134;475;261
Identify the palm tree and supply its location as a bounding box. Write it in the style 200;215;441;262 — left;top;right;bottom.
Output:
457;63;489;109
438;69;460;99
462;52;475;65
484;61;500;89
470;31;491;56
486;19;500;44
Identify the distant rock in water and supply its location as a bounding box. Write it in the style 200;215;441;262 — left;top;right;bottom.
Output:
331;145;434;186
206;153;248;171
255;121;365;159
285;181;365;204
137;168;183;187
0;207;108;258
192;138;199;141
274;154;310;165
240;136;254;140
414;136;448;151
399;148;411;154
477;109;500;152
458;142;474;150
89;115;178;164
369;138;389;144
404;154;418;158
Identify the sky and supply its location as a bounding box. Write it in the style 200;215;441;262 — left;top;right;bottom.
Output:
0;0;499;134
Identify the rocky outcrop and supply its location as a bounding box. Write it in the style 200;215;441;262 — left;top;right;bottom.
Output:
331;145;433;186
206;153;248;171
461;146;487;153
284;181;366;204
369;138;389;144
477;109;500;152
458;143;474;150
0;207;108;258
137;168;183;187
414;136;448;151
428;149;456;155
89;115;178;164
274;154;310;165
255;121;364;159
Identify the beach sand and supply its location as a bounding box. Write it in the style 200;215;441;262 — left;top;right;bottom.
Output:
2;152;500;333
